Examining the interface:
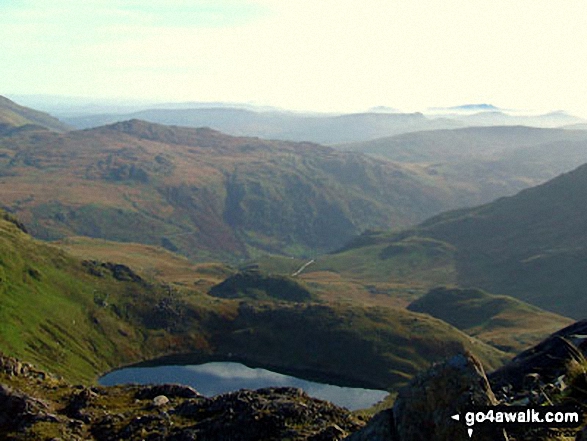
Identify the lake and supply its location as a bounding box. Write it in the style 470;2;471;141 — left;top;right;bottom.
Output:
99;361;389;411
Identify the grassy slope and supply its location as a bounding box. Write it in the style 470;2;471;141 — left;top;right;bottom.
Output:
0;95;69;132
55;236;233;288
0;213;149;382
253;242;573;354
210;302;507;390
407;287;572;353
0;212;508;392
250;232;458;308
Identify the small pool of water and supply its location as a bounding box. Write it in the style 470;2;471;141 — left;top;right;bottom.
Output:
99;361;388;411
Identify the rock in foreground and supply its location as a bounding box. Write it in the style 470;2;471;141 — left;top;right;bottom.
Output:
0;353;363;440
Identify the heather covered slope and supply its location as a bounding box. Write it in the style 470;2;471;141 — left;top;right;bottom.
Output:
0;119;463;261
0;95;69;132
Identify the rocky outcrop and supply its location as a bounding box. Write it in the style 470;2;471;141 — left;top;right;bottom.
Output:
134;384;201;400
170;387;363;441
347;321;587;441
346;352;507;441
0;384;60;431
489;319;587;394
0;356;364;441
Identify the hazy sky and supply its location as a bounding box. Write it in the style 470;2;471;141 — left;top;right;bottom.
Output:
3;0;587;115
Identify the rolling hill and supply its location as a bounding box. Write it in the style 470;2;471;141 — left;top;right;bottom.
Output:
407;287;572;352
0;95;69;132
0;119;468;261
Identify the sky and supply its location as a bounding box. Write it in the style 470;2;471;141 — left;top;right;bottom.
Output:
2;0;587;116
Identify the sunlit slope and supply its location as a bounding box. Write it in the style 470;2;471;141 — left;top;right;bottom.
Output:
0;212;150;381
0;119;461;261
0;95;69;132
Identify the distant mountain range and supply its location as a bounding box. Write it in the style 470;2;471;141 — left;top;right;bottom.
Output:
54;103;584;144
4;95;585;144
338;125;587;206
63;108;465;144
427;103;502;113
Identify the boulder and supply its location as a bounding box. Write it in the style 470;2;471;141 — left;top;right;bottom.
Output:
153;395;170;407
135;384;201;400
490;320;587;393
346;352;507;441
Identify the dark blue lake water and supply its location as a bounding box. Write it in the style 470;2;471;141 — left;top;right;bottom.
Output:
99;361;388;411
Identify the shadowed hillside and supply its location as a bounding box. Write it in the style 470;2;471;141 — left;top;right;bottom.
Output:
317;163;587;318
407;287;572;352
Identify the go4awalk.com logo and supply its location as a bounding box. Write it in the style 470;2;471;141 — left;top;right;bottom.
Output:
450;405;583;438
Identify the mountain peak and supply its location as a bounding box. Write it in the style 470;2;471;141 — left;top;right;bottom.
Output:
97;119;223;146
450;103;499;111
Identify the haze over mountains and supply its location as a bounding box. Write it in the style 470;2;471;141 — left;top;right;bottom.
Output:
13;94;581;145
340;126;587;204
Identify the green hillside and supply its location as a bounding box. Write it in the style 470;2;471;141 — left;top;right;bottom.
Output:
0;95;69;132
0;210;509;391
0;211;151;382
